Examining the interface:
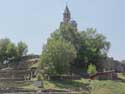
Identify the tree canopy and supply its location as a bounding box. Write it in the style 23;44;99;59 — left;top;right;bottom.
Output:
41;24;111;74
0;38;28;68
41;39;76;75
76;28;110;72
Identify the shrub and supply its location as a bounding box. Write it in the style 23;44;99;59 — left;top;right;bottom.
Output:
87;64;97;75
37;74;43;81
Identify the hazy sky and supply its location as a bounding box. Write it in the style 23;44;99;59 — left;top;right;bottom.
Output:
0;0;125;61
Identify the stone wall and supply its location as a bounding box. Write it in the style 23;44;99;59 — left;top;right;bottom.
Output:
0;70;31;81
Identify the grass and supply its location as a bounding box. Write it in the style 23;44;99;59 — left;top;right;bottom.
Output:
43;78;125;94
1;73;125;94
0;81;38;90
91;80;125;94
1;79;125;94
43;80;85;89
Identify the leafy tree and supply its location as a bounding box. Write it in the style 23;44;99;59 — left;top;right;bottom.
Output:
51;26;110;72
40;39;77;75
80;28;110;56
0;38;28;68
76;28;110;72
0;38;12;64
51;24;81;50
6;43;17;63
41;24;110;74
16;41;28;57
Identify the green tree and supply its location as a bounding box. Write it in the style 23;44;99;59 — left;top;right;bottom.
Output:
40;39;77;75
51;26;110;72
6;43;17;63
76;28;110;72
16;41;28;57
41;24;110;74
51;24;81;50
0;38;12;64
0;38;28;68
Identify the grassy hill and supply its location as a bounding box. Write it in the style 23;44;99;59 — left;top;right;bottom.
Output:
0;73;125;94
43;79;125;94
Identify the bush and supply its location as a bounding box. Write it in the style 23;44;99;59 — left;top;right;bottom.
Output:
37;74;43;81
87;64;97;75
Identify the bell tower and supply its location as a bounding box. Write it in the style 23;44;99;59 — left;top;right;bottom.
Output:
60;5;77;30
63;5;71;23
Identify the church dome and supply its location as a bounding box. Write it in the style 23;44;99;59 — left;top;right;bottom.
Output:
70;20;77;28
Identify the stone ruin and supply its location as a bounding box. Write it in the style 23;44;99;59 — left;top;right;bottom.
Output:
0;67;32;81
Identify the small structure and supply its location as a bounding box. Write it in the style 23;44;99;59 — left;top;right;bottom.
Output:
90;70;117;80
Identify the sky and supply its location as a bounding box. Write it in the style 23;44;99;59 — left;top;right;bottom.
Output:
0;0;125;61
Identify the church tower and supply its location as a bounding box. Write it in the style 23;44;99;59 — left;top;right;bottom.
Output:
63;5;71;23
60;5;77;29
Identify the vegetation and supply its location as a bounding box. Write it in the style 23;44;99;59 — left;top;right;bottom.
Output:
41;39;76;75
0;38;28;68
40;24;110;74
0;4;123;94
0;81;37;90
43;78;125;94
77;28;110;72
87;64;97;75
1;74;125;94
37;73;43;81
16;41;28;58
